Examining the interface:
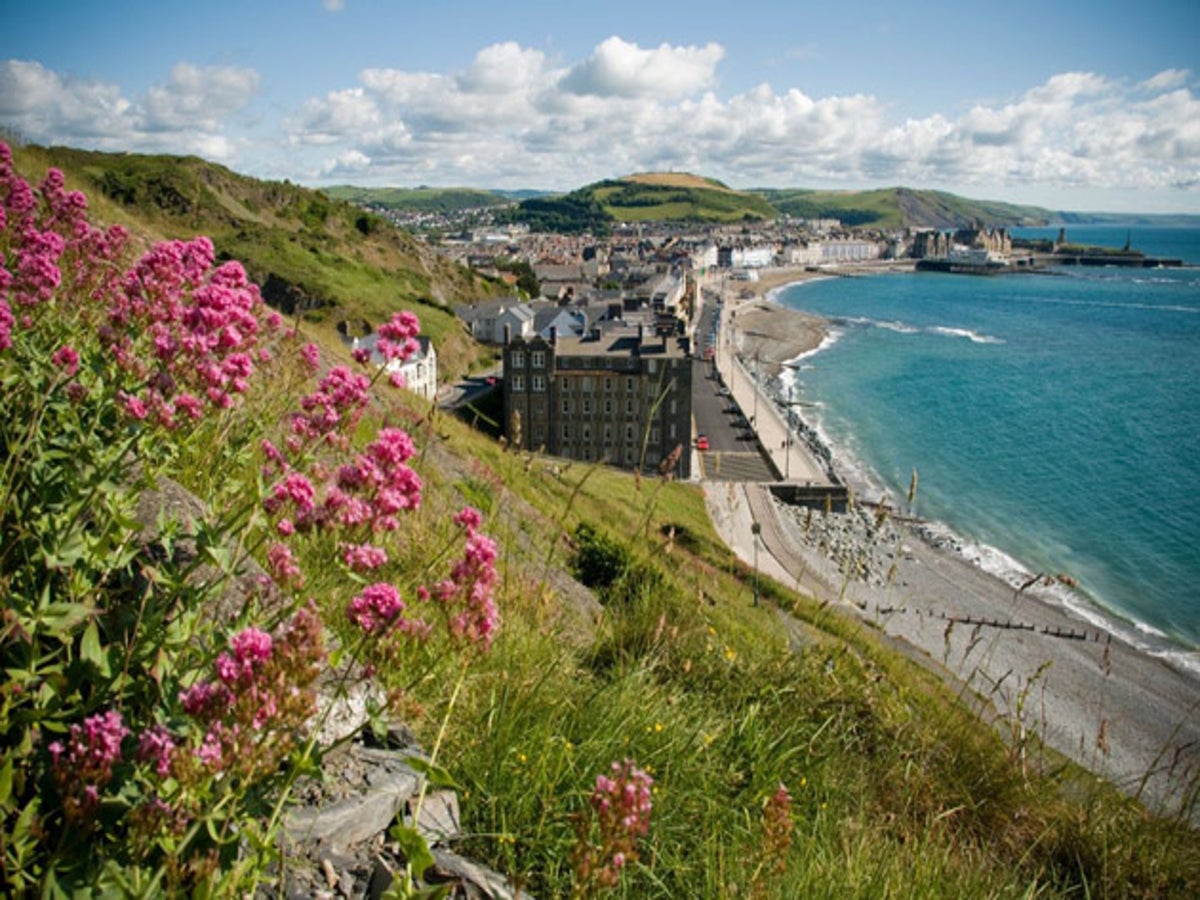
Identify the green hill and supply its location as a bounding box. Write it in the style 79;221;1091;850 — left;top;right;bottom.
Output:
498;172;778;233
9;143;502;376
325;184;512;213
758;186;1054;229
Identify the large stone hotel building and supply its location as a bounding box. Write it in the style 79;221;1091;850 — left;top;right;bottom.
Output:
502;323;693;479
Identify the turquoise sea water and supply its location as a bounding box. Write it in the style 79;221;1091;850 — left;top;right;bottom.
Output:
774;226;1200;670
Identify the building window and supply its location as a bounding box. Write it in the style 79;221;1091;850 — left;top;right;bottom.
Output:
625;399;634;415
533;424;545;442
647;359;657;374
561;423;570;440
625;424;635;442
626;377;634;393
532;374;545;392
669;423;676;440
582;398;591;414
650;427;660;444
511;350;524;368
582;425;591;442
582;376;593;393
604;399;613;414
605;378;612;392
604;425;613;443
562;397;571;414
512;374;524;392
561;376;570;391
531;351;546;368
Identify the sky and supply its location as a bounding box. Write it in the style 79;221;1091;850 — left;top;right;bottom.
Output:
1;0;1198;214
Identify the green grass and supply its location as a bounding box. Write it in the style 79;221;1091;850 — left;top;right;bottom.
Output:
296;397;1200;898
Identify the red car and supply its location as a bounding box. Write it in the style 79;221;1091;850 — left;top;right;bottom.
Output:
696;435;710;451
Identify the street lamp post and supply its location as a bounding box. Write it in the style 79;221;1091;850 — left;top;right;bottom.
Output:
751;520;762;606
785;386;792;480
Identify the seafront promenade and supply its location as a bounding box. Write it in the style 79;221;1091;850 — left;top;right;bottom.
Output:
705;271;833;487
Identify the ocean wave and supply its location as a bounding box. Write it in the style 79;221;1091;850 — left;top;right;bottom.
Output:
929;326;1006;344
783;328;841;367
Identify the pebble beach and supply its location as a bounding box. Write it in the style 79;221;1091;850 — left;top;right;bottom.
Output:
705;266;1200;820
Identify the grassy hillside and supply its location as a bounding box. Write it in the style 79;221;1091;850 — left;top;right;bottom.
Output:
10;143;503;376
325;184;511;213
594;173;777;223
759;186;1054;229
500;173;777;233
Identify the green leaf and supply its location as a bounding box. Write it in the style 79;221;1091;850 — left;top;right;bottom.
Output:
37;602;93;636
80;619;111;676
404;757;460;791
0;755;13;807
388;823;435;883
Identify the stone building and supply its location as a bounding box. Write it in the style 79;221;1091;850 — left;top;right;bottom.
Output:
911;226;1012;260
502;324;693;479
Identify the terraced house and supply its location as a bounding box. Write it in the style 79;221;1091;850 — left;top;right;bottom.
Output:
502;323;693;479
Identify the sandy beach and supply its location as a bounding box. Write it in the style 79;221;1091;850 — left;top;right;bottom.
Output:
703;266;1200;820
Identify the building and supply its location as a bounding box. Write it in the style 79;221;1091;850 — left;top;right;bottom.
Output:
455;300;535;344
502;324;693;478
352;334;439;401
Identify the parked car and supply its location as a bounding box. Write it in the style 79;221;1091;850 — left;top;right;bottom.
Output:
695;434;710;451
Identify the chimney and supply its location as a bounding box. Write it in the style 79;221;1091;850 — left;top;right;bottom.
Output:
550;326;558;347
503;323;511;345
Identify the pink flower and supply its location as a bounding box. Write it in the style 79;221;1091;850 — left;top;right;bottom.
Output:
52;344;79;376
46;709;130;823
119;391;148;420
441;532;499;651
347;582;427;637
267;541;303;585
137;726;176;778
300;341;321;371
454;506;483;535
1;299;16;352
342;542;389;572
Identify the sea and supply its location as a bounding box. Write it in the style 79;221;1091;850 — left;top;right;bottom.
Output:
772;225;1200;674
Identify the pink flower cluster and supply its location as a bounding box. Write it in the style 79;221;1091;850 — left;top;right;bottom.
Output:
1;141;262;428
265;427;422;536
436;529;500;651
346;582;429;638
760;782;794;874
289;365;372;452
573;759;654;890
47;709;129;823
176;608;324;776
375;310;421;363
105;236;265;426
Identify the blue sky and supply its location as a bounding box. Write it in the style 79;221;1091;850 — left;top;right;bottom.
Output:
2;0;1198;213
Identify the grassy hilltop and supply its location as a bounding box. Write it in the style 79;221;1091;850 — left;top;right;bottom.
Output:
4;145;1199;896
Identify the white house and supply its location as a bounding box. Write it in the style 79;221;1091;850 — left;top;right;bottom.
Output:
352;334;439;401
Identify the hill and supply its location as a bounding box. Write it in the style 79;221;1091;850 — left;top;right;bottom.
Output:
325;184;514;213
757;186;1054;229
9;143;503;376
497;172;778;233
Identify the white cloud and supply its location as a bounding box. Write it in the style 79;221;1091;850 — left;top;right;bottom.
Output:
320;148;371;177
277;40;1198;205
0;58;258;162
3;40;1197;210
322;0;345;11
142;63;261;133
560;36;724;100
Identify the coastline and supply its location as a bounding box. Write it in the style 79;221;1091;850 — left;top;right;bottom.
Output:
705;264;1200;819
